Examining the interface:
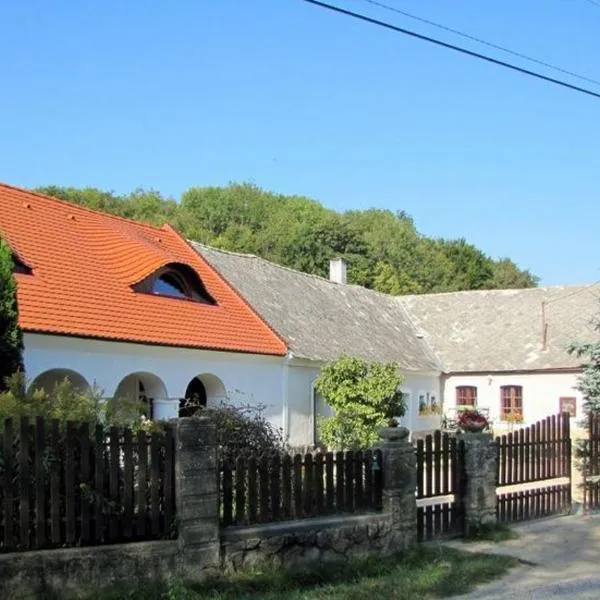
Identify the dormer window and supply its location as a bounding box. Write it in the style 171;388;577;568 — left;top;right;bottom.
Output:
134;263;216;304
11;252;32;275
153;271;189;298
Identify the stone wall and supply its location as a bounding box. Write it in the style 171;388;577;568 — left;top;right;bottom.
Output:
0;540;179;599
220;514;405;572
1;419;492;596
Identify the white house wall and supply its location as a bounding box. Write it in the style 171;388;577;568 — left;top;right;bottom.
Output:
442;371;583;429
286;360;441;448
23;333;286;431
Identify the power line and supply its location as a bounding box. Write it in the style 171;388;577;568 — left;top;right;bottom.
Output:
300;0;600;100
545;279;600;305
359;0;600;88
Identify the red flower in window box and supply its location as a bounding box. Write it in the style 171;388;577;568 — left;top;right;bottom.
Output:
457;409;489;433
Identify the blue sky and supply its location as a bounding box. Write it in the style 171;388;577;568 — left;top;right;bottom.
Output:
1;0;599;286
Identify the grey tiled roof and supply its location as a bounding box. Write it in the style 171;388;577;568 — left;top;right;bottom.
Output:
193;242;599;373
399;285;600;372
193;243;441;372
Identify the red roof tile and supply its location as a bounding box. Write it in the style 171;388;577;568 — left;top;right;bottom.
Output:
0;183;287;356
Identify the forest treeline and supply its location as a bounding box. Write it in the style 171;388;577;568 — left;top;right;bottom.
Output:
35;183;537;294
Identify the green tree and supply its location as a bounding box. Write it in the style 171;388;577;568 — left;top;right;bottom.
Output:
570;312;600;413
486;258;540;289
315;355;406;450
0;239;23;390
36;182;538;295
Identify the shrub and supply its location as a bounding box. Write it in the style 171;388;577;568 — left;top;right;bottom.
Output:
0;371;146;429
315;354;406;450
196;402;286;461
0;239;23;390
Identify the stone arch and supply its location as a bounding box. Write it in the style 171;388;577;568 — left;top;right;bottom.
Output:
113;372;168;419
180;373;226;416
29;369;91;395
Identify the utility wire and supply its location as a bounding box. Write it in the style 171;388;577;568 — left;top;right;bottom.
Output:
545;279;600;305
300;0;600;100
359;0;600;88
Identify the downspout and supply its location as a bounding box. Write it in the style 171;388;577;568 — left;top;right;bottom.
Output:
281;351;294;441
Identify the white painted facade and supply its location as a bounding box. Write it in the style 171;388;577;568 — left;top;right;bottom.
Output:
285;358;441;448
442;371;583;430
23;333;441;448
24;333;287;431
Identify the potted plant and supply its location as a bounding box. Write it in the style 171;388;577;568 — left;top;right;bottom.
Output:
457;408;489;433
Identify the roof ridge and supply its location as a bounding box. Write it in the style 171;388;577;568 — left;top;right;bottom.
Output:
0;182;168;235
192;240;394;295
400;283;600;300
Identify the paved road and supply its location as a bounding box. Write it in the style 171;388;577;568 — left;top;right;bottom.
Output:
447;512;600;599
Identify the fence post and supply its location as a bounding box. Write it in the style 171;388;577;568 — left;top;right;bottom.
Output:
175;417;220;576
461;432;497;534
379;426;417;549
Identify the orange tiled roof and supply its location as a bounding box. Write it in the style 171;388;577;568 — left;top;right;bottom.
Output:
0;183;287;356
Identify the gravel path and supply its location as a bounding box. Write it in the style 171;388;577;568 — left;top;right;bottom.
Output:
447;512;600;599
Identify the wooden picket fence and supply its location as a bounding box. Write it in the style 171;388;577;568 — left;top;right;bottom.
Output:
0;416;176;553
219;449;383;527
584;411;600;512
496;413;571;523
416;431;465;541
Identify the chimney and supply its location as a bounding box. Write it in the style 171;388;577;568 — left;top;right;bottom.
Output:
329;258;347;284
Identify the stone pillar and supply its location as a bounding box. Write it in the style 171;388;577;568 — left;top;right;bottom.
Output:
461;432;497;534
379;427;417;549
175;417;220;576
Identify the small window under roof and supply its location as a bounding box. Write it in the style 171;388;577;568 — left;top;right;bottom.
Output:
134;263;216;304
11;252;32;275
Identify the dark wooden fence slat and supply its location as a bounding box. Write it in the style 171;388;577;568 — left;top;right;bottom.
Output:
304;453;315;517
363;450;373;509
442;433;450;495
150;432;161;536
221;459;233;527
373;449;383;510
19;416;30;549
107;427;120;541
417;506;424;542
434;430;442;496
122;428;134;539
247;456;258;524
344;451;354;512
425;504;434;540
80;422;92;543
280;455;291;520
271;453;281;521
235;456;247;524
325;452;334;513
315;453;324;515
335;451;344;511
136;430;148;537
94;424;105;542
34;417;46;549
259;454;270;522
416;439;424;498
164;427;175;533
50;421;62;545
65;421;77;545
506;432;513;485
354;450;363;509
293;454;303;518
551;415;557;479
3;418;15;549
425;435;433;497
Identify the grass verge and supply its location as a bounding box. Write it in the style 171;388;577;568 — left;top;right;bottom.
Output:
83;545;520;600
